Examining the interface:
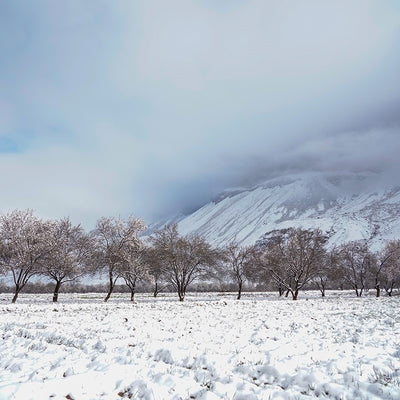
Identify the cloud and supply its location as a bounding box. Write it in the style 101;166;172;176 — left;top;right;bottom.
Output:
0;0;399;225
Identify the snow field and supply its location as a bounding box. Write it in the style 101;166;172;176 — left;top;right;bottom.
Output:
0;292;400;399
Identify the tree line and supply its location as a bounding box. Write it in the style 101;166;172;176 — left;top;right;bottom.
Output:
0;209;399;303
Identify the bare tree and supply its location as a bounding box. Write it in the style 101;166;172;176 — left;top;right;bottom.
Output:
120;243;149;301
0;235;11;288
0;210;53;303
247;250;280;295
93;216;146;302
41;218;95;302
376;240;400;296
260;228;327;300
371;240;400;297
337;241;372;297
143;246;167;297
223;242;257;300
150;224;218;301
245;253;273;294
314;247;340;297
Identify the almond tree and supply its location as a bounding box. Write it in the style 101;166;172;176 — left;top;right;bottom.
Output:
0;209;53;303
371;240;400;297
150;224;219;301
41;218;95;302
383;262;400;296
143;246;167;297
120;243;149;302
337;241;372;297
377;240;400;296
93;216;146;302
260;228;327;300
314;247;340;297
223;241;257;300
0;237;11;288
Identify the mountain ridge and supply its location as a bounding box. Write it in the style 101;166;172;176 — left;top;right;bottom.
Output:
173;171;400;249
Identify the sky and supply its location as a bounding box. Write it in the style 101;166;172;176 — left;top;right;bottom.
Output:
0;0;399;227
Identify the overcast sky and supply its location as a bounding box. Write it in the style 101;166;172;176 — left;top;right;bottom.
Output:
0;0;399;226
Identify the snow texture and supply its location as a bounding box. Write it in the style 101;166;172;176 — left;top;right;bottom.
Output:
1;292;400;399
177;172;400;249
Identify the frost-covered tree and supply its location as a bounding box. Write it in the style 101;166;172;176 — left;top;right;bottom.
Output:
314;247;341;297
120;243;149;301
41;218;95;302
244;252;273;294
0;237;10;286
260;228;327;300
150;224;219;301
337;241;373;297
376;240;400;296
223;242;257;300
143;246;167;297
0;210;53;303
93;216;146;302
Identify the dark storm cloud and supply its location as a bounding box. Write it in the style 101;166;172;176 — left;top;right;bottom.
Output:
0;0;399;225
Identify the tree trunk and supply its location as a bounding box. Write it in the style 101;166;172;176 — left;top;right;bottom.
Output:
292;289;299;300
153;281;158;297
104;290;112;302
237;281;242;300
178;289;185;301
53;280;62;303
374;275;381;297
177;280;185;301
319;278;326;297
104;272;115;302
12;283;23;303
285;289;290;298
130;281;136;302
385;282;394;296
278;286;284;296
11;293;18;303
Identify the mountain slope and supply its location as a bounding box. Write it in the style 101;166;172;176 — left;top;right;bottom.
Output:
177;172;400;249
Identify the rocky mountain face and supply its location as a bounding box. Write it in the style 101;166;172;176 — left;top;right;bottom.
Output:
175;172;400;249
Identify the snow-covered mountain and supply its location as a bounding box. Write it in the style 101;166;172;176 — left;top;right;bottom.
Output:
176;172;400;249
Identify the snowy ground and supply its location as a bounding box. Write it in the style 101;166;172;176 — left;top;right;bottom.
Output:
1;292;400;400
